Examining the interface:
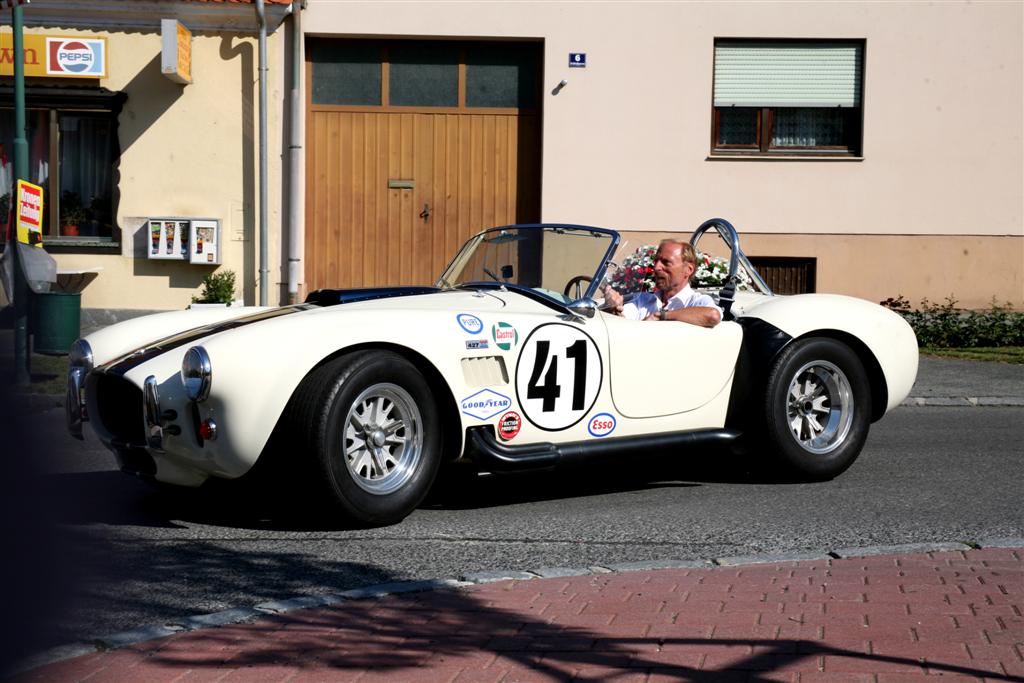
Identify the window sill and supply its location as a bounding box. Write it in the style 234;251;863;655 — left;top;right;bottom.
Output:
44;239;121;252
706;154;864;162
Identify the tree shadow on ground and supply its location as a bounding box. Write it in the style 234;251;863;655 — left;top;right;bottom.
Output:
19;562;1015;683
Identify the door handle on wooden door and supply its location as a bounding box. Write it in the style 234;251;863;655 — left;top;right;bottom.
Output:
419;203;430;222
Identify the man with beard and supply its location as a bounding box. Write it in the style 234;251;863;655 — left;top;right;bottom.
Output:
603;239;722;328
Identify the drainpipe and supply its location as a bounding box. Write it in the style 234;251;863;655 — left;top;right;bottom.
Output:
255;0;269;305
287;0;303;304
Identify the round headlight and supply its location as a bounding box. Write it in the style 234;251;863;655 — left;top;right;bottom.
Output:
180;346;212;402
69;339;93;373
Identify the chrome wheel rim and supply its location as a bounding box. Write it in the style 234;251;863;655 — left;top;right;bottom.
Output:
785;360;854;454
342;383;422;495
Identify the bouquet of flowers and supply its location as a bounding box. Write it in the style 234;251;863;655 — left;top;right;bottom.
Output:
607;245;752;294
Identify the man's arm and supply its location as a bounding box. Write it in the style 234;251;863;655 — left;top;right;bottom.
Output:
660;306;721;328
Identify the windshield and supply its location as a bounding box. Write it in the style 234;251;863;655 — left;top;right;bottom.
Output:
438;225;619;304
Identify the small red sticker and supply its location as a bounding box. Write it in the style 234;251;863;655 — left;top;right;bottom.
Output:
497;411;522;440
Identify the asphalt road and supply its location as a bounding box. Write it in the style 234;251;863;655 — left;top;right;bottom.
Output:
4;404;1023;659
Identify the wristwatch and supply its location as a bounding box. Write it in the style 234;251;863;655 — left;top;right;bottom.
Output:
659;309;667;321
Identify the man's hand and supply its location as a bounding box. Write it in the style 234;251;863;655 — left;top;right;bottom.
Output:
601;285;625;316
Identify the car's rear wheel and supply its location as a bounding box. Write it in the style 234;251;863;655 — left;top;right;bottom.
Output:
289;351;441;526
763;337;871;480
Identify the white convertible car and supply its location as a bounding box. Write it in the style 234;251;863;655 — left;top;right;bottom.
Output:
67;220;918;525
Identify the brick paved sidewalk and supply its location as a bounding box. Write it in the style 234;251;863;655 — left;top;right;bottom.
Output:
11;548;1023;682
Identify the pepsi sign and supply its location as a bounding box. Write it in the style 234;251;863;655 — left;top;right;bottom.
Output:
47;38;106;78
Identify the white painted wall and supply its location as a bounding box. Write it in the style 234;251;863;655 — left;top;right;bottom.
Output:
305;0;1023;237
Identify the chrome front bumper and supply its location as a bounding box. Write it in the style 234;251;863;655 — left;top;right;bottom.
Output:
66;366;87;440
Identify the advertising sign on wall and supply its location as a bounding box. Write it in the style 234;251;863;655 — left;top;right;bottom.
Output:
0;34;107;79
16;179;44;247
160;19;192;84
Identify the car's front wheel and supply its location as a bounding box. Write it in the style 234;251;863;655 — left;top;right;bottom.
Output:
763;337;871;480
289;351;441;526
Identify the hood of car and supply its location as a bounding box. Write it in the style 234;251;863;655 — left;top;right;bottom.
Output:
96;287;552;376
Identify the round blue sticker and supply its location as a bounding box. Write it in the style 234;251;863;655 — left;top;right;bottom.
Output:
587;413;616;438
457;313;484;334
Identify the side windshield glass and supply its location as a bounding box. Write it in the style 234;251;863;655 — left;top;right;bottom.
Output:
441;227;615;302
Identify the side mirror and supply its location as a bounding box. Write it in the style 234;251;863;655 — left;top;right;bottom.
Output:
567;297;598;319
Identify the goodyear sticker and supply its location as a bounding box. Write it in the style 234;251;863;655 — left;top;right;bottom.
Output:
497;411;522;440
461;389;511;420
587;412;616;438
492;322;519;351
457;313;484;334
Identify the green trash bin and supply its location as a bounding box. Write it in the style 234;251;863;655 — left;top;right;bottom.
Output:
32;291;82;355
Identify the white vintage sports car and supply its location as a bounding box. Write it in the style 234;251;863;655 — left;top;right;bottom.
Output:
67;220;918;526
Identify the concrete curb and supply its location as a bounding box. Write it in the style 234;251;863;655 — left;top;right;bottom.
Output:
901;396;1024;406
12;538;1023;676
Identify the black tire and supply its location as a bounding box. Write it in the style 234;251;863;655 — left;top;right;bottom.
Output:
287;351;442;526
763;337;871;480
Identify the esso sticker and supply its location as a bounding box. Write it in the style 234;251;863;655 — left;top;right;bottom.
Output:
587;413;616;438
457;313;484;334
515;323;602;431
497;411;522;440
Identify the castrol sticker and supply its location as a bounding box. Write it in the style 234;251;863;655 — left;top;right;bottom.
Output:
491;322;519;351
497;411;522;440
587;413;616;438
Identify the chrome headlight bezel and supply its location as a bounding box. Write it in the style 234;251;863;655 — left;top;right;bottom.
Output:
180;346;212;402
69;339;94;373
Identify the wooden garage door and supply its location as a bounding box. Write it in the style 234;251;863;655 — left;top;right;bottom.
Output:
306;40;542;291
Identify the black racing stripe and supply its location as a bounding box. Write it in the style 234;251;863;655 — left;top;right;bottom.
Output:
101;305;315;376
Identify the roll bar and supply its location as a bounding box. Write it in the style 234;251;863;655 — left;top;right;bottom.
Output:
689;218;773;320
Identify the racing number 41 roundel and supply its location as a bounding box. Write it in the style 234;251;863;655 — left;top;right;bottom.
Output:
515;323;602;431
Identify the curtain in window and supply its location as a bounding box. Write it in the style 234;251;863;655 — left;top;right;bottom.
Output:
0;110;49;194
59;114;114;232
771;108;846;147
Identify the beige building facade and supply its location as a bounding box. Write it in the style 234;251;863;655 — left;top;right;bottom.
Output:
2;0;292;312
303;0;1022;309
2;0;1021;314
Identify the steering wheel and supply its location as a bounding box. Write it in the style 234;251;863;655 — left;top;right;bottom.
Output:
563;275;593;299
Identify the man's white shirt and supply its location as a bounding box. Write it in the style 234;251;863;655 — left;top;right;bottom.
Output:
620;285;722;321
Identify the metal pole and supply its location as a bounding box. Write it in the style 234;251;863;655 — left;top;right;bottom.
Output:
286;0;303;305
10;2;30;385
255;0;268;306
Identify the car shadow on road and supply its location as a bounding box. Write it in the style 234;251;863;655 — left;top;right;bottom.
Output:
35;445;811;531
427;446;814;511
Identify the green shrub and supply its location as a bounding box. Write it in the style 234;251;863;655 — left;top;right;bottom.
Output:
192;269;237;305
880;295;1024;348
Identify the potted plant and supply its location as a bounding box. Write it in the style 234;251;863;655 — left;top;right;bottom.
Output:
190;269;242;308
60;206;86;236
60;191;86;236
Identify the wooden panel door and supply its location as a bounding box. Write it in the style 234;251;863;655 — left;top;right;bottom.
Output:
306;110;540;291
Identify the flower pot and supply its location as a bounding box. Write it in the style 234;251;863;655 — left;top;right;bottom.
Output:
62;223;80;236
188;299;245;310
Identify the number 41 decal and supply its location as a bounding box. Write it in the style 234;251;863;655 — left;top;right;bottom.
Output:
516;324;602;431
